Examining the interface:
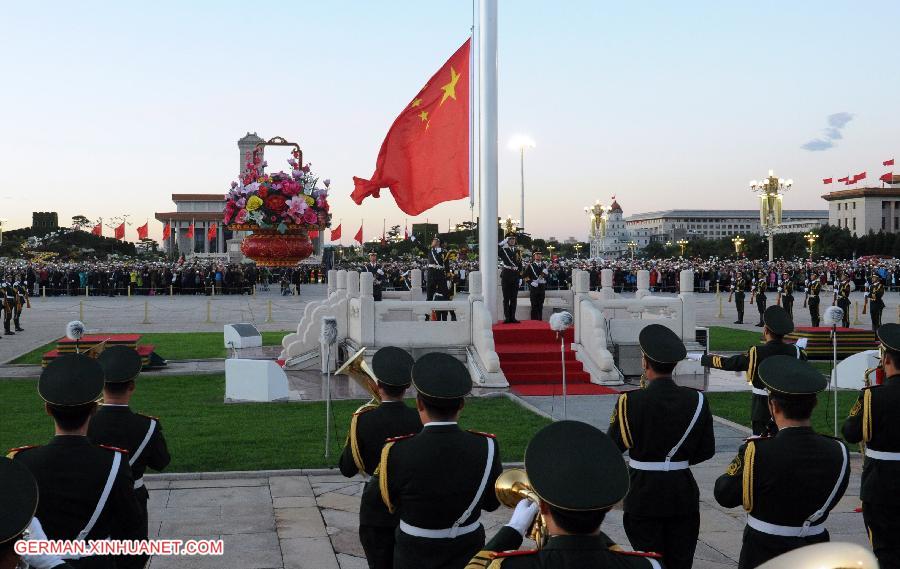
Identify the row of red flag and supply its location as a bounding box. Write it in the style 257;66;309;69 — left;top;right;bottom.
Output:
91;221;153;241
327;224;412;244
823;158;895;186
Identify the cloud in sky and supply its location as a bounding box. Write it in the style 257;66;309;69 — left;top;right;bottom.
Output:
802;112;854;151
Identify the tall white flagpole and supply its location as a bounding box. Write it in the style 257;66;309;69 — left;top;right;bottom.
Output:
478;0;498;321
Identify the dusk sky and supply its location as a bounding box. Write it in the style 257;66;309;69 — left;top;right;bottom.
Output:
2;1;898;243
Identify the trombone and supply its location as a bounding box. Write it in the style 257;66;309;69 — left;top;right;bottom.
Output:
495;468;548;548
335;347;382;414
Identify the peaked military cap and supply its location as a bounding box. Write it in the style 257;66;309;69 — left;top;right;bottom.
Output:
39;354;104;406
758;355;827;395
412;353;471;400
0;457;38;545
525;421;629;511
763;305;794;336
98;345;143;383
371;346;414;387
639;323;686;364
877;323;900;352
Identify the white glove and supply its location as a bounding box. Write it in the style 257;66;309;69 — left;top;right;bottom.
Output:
20;517;67;568
865;292;869;297
530;280;538;288
542;268;549;275
686;352;703;361
795;338;808;350
377;269;384;275
506;499;540;537
777;287;782;293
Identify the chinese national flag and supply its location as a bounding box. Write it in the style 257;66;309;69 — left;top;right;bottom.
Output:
186;223;195;239
352;39;470;216
114;222;125;240
837;176;850;183
354;225;363;244
207;222;217;240
881;172;893;182
822;178;833;184
91;222;102;237
308;229;319;239
330;224;342;241
884;158;895;166
162;222;171;240
137;222;148;240
856;171;867;181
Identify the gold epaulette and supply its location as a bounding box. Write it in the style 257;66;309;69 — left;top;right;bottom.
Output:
613;550;663;559
467;430;496;438
6;444;38;458
616;394;634;450
137;413;160;421
99;444;129;454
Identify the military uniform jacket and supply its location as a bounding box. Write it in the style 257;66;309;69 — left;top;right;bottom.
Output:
364;263;384;286
608;377;716;516
752;278;767;300
466;526;662;569
869;281;885;307
837;282;851;302
781;280;793;298
714;427;850;537
733;278;746;296
338;401;422;526
524;262;547;290
807;281;821;298
499;247;522;274
11;436;146;569
87;404;171;499
842;375;900;505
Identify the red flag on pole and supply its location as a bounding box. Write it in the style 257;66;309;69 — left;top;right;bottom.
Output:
114;222;125;240
185;222;195;239
352;39;470;216
136;222;148;240
822;178;833;184
91;222;102;237
837;176;850;183
880;172;893;182
855;171;867;181
162;222;171;240
207;222;217;241
404;226;409;240
884;158;894;166
330;224;342;241
354;225;364;244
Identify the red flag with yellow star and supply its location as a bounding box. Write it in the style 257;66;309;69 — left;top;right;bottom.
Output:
352;39;470;216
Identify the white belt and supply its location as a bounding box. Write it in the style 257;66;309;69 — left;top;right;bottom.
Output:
751;387;769;397
629;459;689;471
427;264;442;269
747;515;825;538
134;477;145;490
501;265;517;270
866;449;900;461
399;520;481;539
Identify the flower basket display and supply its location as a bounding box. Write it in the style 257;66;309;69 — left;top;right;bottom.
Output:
223;136;332;266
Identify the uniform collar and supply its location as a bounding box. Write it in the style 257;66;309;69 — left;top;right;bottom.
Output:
884;375;900;386
422;421;460;433
645;376;676;389
544;532;616;551
49;435;92;446
774;425;815;438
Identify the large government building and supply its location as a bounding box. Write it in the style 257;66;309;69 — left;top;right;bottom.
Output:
821;186;900;237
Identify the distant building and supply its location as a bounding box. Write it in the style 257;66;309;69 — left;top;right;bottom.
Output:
589;199;630;258
626;209;827;247
412;223;439;242
32;212;59;232
821;186;900;237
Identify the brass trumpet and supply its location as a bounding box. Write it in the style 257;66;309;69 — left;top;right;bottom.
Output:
495;468;548;548
335;347;382;414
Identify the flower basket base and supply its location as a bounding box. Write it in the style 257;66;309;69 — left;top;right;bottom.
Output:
239;229;314;267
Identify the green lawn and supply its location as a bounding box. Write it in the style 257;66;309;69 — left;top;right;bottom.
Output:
707;326;764;352
0;374;550;472
10;331;290;365
706;391;859;440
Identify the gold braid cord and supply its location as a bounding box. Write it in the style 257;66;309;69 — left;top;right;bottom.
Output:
617;394;633;449
378;442;396;513
863;389;873;443
742;442;756;512
349;414;366;473
746;347;757;385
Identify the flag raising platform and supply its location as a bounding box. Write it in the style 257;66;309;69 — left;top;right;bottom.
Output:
786;326;878;360
42;334;166;369
493;321;618;396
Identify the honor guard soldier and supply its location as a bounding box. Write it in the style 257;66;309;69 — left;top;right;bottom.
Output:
609;324;715;569
0;457;75;569
467;421;663;569
834;273;852;328
9;354;146;569
842;323;900;568
377;353;503;569
779;272;794;320
499;234;522;324
88;346;171;540
806;273;822;327
715;356;851;569
524;251;548;321
732;271;746;324
338;347;423;569
1;279;14;335
421;237;450;303
866;274;885;331
365;252;385;302
752;271;768;327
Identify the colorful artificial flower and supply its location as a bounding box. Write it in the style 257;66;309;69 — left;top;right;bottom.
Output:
234;209;249;224
246;195;263;211
265;194;287;211
258;186;269;199
302;208;318;225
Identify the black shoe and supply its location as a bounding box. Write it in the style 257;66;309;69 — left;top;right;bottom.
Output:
4;331;13;336
14;328;23;332
503;319;513;324
510;319;521;324
733;320;741;324
755;323;763;327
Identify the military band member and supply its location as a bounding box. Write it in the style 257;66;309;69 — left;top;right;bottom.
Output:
714;356;851;569
524;251;548;321
835;273;852;328
866;274;885;331
499;234;522;324
842;323;900;569
467;421;662;569
779;272;794;320
694;306;806;435
609;324;715;569
806;273;822;327
752;271;767;327
88;346;171;540
377;353;503;569
732;271;746;325
9;354;146;568
364;252;385;302
338;347;423;569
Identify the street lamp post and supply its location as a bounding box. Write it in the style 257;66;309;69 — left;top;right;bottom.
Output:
627;241;637;260
584;200;610;258
0;218;6;245
547;244;556;259
502;215;520;237
732;235;744;258
750;170;792;262
805;232;819;262
509;135;535;232
676;239;688;257
573;243;583;258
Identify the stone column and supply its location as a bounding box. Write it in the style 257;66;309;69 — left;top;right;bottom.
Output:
636;270;650;299
336;270;347;296
600;268;615;300
410;269;424;301
573;270;590;345
468;270;482;301
678;269;696;341
346;271;360;299
358;272;375;346
327;270;337;296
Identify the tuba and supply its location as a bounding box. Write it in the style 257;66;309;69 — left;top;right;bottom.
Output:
335;347;381;414
495;468;548;548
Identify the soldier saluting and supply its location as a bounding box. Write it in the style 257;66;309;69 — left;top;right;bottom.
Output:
364;252;385;302
524;251;548;321
338;347;423;569
499;234;522;324
866;273;885;331
806;272;822;327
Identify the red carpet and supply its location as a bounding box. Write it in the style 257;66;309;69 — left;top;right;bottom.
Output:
494;321;617;396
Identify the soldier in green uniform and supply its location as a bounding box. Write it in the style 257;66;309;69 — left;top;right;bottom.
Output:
694;306;806;435
8;354;146;568
752;271;768;327
835;273;852;328
779;272;794;320
866;274;885;331
714;356;851;569
1;279;14;336
377;352;503;569
88;346;171;541
842;323;900;568
338;347;422;569
524;251;548;321
806;273;822;327
731;271;746;325
466;421;663;569
609;324;715;569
